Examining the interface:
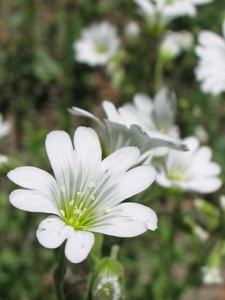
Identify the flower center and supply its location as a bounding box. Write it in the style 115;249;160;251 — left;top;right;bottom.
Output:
167;169;184;182
58;182;111;230
59;182;97;230
96;43;108;54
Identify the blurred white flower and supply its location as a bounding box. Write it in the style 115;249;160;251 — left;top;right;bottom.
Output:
8;127;157;263
69;91;187;163
134;0;213;27
0;114;11;139
195;19;225;96
74;21;120;67
159;30;193;61
194;125;209;143
201;266;223;285
124;21;140;40
194;226;209;242
155;136;222;193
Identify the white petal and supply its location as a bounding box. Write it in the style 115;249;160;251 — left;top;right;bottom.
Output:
37;216;74;249
101;146;140;174
91;203;157;237
74;127;102;191
68;107;101;124
155;165;173;188
65;231;95;263
97;165;156;208
7;166;59;199
45;131;75;191
102;101;121;122
185;178;222;193
9;189;59;214
133;93;153;114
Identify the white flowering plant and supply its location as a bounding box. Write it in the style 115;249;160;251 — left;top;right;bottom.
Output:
2;0;225;299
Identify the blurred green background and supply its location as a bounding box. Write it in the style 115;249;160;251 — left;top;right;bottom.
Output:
1;0;225;299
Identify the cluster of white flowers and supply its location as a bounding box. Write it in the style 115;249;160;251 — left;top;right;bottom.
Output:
195;19;225;96
133;0;213;27
70;87;222;195
69;87;187;163
6;0;224;272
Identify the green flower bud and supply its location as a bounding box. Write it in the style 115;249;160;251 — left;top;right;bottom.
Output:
90;245;125;300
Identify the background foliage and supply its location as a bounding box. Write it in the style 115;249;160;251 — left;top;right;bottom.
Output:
1;0;225;299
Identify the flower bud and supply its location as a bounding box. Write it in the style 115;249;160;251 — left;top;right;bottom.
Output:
90;245;125;300
181;217;209;241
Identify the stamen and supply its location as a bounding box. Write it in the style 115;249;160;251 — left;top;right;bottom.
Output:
69;199;74;206
74;207;82;215
60;209;65;217
61;185;66;193
105;206;111;213
88;182;96;188
90;195;95;201
76;192;83;196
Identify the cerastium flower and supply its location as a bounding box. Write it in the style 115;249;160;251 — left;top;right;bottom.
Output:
8;127;157;264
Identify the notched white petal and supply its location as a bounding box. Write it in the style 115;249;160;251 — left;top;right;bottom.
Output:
37;216;73;249
65;231;95;263
9;189;59;214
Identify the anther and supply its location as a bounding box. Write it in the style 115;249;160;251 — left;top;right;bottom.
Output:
61;185;66;193
90;195;95;201
76;192;83;196
60;209;65;217
69;199;74;206
88;182;96;188
105;206;111;213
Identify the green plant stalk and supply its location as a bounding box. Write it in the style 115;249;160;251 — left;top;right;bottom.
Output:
54;243;67;300
155;55;164;92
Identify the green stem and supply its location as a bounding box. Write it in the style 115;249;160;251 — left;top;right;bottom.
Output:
54;243;67;300
155;55;164;92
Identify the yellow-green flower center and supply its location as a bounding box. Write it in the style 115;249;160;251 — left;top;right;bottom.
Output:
96;43;108;54
167;169;184;182
58;182;110;230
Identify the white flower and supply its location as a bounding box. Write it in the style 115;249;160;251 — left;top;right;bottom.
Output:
69;93;187;163
124;87;179;138
195;20;225;96
74;21;120;67
159;30;193;61
155;136;222;193
0;114;11;139
194;125;209;143
8;127;157;263
201;266;223;285
134;0;212;27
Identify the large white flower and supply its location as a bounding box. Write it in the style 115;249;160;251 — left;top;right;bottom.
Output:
69;94;187;163
155;136;222;193
134;0;213;27
0;114;11;139
8;127;157;263
74;21;120;67
195;20;225;96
